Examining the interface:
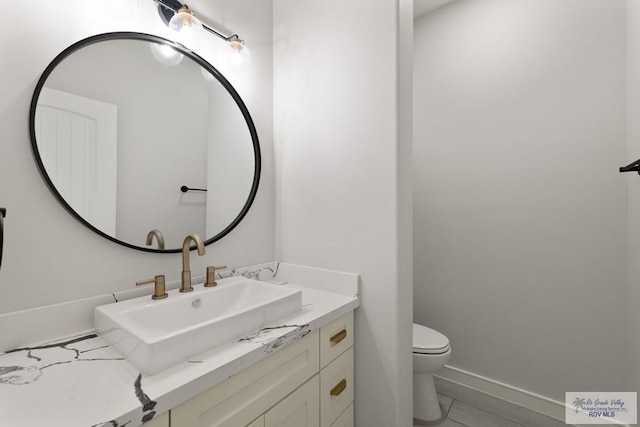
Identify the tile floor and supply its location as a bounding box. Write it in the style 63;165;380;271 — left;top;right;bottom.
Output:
414;394;535;427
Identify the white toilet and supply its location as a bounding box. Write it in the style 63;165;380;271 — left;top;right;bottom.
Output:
413;323;451;424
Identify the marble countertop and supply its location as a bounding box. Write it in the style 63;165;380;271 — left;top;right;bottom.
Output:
0;279;359;427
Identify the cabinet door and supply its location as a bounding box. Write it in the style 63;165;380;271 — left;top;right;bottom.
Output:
171;331;319;427
144;411;169;427
265;375;320;427
247;416;265;427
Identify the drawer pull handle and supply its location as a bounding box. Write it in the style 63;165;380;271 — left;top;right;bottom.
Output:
330;379;347;396
330;329;347;345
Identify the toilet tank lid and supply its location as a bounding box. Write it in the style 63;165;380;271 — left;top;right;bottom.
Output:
413;323;449;351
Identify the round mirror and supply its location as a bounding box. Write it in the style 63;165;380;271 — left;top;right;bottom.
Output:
29;32;261;253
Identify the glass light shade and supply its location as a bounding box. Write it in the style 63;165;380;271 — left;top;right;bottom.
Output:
168;9;204;50
149;43;184;66
228;40;252;72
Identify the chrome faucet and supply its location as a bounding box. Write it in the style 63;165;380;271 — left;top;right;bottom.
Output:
180;234;206;293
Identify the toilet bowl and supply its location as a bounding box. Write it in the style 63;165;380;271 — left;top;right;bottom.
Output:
413;323;451;424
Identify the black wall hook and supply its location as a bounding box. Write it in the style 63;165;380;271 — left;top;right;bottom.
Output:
0;208;6;270
181;185;207;193
620;158;640;174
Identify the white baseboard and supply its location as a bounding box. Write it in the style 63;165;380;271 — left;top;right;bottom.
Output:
435;365;631;427
436;365;566;420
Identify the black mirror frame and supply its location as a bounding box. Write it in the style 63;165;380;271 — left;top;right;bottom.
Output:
29;32;261;253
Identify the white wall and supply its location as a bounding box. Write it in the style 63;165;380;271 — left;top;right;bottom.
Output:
414;0;627;402
397;1;414;423
626;0;640;405
0;0;274;315
413;0;455;18
273;1;413;426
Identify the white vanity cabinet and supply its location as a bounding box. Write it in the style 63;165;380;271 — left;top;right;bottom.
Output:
168;311;354;427
247;417;265;427
264;374;320;426
144;412;169;427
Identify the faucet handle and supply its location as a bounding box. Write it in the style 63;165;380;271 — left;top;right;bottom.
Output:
136;275;168;300
204;265;228;287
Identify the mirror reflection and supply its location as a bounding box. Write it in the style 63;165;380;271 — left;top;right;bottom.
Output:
30;33;260;252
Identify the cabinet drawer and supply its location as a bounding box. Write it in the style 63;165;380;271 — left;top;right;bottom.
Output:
320;347;354;427
330;403;353;427
320;312;353;368
171;330;319;427
247;416;265;427
265;375;320;427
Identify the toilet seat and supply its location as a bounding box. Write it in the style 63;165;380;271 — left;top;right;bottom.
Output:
413;323;450;355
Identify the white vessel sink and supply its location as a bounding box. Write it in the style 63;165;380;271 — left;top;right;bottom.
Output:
94;276;302;375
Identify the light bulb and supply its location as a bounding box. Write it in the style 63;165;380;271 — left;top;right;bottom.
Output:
149;42;184;66
227;37;252;72
168;8;204;51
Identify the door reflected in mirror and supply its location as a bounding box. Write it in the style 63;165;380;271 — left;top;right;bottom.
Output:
30;33;261;252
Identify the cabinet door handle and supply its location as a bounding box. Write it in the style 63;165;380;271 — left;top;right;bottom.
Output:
330;379;347;396
330;329;347;345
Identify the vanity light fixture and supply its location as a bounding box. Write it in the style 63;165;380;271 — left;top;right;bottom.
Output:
152;0;252;69
167;6;204;50
228;36;252;71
